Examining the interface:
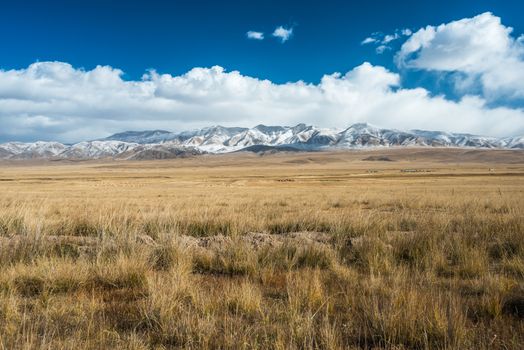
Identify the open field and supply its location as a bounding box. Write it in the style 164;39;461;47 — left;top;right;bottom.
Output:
0;148;523;349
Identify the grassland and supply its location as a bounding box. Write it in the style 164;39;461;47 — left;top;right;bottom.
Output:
0;148;523;349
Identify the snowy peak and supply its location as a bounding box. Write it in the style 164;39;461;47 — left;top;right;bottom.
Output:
337;123;386;146
253;124;288;134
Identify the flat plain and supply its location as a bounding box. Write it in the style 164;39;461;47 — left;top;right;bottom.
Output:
0;148;523;349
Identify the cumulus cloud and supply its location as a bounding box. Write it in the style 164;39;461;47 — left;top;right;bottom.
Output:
0;60;522;143
397;12;524;101
272;26;293;42
246;31;264;40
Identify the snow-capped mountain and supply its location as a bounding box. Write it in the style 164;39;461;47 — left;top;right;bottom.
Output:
0;123;522;160
101;130;176;144
0;141;67;159
500;136;524;149
60;141;139;159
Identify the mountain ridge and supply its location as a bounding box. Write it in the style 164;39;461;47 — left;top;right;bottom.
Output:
1;123;522;160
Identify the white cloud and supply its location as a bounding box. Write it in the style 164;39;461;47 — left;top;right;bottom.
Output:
361;37;377;45
361;30;410;52
382;33;400;44
272;26;293;42
0;61;522;142
375;45;390;54
397;12;524;101
246;31;264;40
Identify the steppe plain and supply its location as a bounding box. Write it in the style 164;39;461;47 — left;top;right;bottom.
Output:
0;148;523;349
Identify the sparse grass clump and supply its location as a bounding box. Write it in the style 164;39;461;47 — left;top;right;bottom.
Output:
502;286;524;319
192;243;258;276
258;243;336;270
148;243;178;271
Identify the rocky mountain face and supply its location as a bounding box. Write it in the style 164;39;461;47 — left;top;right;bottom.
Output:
0;123;522;160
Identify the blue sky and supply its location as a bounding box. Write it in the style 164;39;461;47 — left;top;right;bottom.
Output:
1;0;524;141
3;0;523;83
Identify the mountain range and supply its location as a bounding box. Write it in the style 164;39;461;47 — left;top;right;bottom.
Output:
1;123;523;160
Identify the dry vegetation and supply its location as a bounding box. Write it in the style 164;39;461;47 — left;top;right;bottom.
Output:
0;148;523;349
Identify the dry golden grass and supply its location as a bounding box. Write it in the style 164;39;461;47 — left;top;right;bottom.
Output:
0;148;523;349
